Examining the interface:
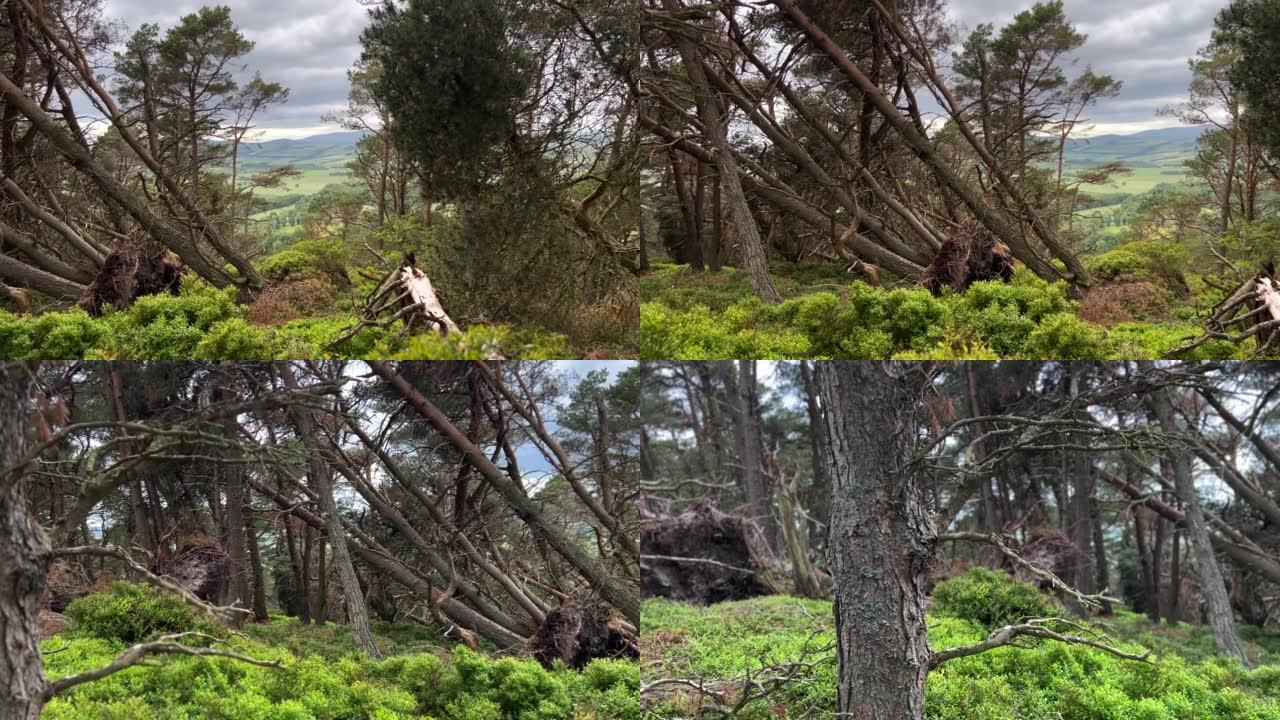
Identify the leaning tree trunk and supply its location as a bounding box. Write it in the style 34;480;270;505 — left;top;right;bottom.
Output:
659;0;780;303
1143;373;1250;665
277;363;382;658
0;363;52;720
817;362;935;720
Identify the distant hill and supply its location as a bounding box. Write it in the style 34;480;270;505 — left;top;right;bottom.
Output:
233;130;366;197
1063;125;1201;169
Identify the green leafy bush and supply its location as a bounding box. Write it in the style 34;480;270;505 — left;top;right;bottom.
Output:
64;581;214;643
931;568;1059;629
260;249;317;281
1086;249;1150;279
1021;312;1115;359
390;325;574;360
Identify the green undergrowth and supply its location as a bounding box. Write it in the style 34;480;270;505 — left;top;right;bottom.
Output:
640;260;1254;360
42;582;638;720
0;276;573;360
641;570;1280;720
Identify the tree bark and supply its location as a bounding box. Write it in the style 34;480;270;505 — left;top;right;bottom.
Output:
0;362;51;720
277;363;381;658
818;362;934;720
367;361;640;625
659;0;780;303
245;513;269;622
1143;371;1249;664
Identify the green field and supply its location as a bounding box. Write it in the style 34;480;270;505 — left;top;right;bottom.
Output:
231;130;363;198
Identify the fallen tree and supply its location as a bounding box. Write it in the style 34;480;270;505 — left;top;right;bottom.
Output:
1173;264;1280;356
640;500;782;605
328;254;459;351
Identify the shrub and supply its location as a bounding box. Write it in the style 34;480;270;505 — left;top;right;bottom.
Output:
260;249;316;281
195;319;277;360
931;568;1059;629
248;277;339;325
64;581;214;643
1079;282;1172;325
0;308;107;359
1021;313;1114;359
1086;249;1149;279
391;325;573;360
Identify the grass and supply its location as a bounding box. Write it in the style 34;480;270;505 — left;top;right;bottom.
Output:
642;585;1280;720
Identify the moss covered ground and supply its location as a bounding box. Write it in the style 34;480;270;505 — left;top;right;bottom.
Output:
641;571;1280;719
640;259;1258;360
41;583;638;720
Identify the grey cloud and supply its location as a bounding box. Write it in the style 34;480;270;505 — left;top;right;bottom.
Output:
103;0;370;135
101;0;1231;136
948;0;1230;132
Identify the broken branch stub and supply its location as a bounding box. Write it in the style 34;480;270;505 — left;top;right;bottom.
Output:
1173;265;1280;356
327;255;460;352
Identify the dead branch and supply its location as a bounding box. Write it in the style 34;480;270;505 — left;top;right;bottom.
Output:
928;617;1150;669
43;632;280;699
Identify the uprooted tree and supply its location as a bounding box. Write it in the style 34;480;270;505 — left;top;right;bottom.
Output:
642;361;1280;719
638;0;1116;298
0;360;639;718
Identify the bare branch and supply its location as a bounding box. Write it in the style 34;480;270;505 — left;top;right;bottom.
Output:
929;618;1150;669
44;632;280;699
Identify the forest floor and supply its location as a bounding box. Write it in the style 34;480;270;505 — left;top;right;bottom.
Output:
40;584;638;720
0;245;634;360
640;259;1263;360
641;579;1280;720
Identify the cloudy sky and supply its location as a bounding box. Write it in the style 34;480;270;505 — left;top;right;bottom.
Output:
102;0;1228;139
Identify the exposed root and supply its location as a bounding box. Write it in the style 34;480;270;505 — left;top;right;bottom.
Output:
79;237;183;316
529;599;638;669
922;219;1015;295
640;499;782;605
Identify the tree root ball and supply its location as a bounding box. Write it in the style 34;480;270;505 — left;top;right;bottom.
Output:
922;219;1015;296
159;537;230;603
80;239;184;315
529;600;638;669
640;499;779;605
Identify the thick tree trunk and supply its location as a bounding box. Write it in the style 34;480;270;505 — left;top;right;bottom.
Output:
277;363;380;657
1143;373;1249;664
0;363;51;720
817;362;934;720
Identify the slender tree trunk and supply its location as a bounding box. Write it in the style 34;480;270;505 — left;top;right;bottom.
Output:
1144;371;1249;664
301;523;314;624
0;364;50;720
316;532;329;626
246;513;269;622
1152;512;1166;623
277;363;380;657
1134;505;1155;618
818;362;934;720
1166;527;1181;625
660;0;780;302
1090;493;1111;614
798;361;829;507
